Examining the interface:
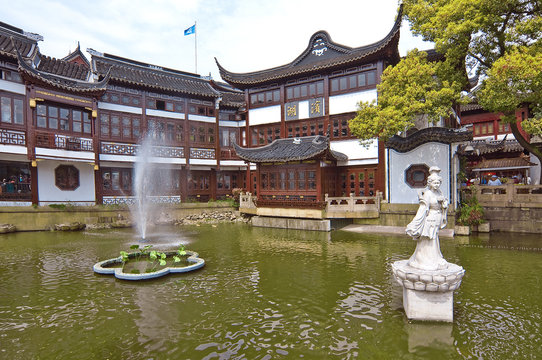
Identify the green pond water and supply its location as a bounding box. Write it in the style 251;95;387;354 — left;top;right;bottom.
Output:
0;224;540;359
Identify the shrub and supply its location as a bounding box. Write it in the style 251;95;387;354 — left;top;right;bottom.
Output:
457;195;485;226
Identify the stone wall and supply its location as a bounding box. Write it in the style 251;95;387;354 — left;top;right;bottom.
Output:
0;203;234;232
482;206;542;233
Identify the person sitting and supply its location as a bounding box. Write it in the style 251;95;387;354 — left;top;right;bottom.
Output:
488;175;502;186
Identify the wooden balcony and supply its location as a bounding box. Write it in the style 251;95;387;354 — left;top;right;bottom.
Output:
36;133;93;151
100;141;184;158
0;129;26;146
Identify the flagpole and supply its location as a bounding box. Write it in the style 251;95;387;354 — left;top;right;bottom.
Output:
194;21;197;74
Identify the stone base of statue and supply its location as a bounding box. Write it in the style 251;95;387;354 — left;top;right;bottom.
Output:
391;260;465;322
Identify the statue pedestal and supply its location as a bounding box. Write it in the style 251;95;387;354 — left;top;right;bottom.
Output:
391;260;465;322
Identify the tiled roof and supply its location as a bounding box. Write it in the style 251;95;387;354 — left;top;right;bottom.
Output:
457;138;524;156
91;51;219;98
37;54;89;81
472;157;535;171
460;103;484;112
216;6;402;89
62;42;91;69
210;80;245;108
0;22;40;60
386;127;473;153
16;49;108;96
233;135;347;163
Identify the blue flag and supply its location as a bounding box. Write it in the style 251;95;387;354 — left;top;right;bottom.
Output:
184;24;195;36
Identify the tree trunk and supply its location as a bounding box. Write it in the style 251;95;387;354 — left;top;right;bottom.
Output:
510;122;542;184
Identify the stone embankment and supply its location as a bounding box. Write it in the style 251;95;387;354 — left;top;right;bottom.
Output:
174;210;249;225
84;210;249;230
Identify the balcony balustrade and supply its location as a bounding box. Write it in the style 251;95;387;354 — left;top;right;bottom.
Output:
100;141;185;158
0;129;26;146
36;133;92;151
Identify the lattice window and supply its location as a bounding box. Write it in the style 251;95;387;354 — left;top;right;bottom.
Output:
55;165;80;191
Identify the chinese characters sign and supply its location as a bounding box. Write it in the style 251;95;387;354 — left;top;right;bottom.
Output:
284;97;324;121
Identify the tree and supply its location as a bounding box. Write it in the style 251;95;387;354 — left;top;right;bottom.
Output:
350;0;542;178
479;49;542;160
349;50;461;143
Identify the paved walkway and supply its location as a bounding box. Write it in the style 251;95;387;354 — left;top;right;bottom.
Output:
340;224;455;238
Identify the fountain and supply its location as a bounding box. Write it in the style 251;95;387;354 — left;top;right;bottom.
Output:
391;166;465;322
133;134;154;240
93;132;205;280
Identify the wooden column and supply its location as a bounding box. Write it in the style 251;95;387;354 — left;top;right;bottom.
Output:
280;84;286;137
316;161;323;202
323;75;330;136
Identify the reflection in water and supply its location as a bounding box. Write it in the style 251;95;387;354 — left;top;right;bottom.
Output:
405;321;454;352
0;226;540;359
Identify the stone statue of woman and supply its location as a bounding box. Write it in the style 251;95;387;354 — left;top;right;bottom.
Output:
405;166;449;271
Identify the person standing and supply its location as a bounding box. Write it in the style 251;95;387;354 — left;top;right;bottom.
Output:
488;175;502;186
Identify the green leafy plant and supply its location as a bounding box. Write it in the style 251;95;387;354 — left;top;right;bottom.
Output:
129;244;152;262
173;244;187;263
119;250;129;264
148;250;167;272
457;195;485;227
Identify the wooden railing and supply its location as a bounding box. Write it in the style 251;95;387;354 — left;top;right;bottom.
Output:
325;192;382;214
36;133;93;151
220;148;240;160
190;147;215;159
461;184;542;206
100;141;184;158
0;129;26;146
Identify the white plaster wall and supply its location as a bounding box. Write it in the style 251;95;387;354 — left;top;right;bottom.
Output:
249;105;281;126
37;161;96;205
330;138;378;164
0;144;27;155
388;142;451;204
98;102;142;114
187;114;215;123
146;109;185;119
0;79;26;94
329;89;377;115
219;120;246;127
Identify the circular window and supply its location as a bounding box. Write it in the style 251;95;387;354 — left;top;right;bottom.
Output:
405;164;430;188
55;165;80;191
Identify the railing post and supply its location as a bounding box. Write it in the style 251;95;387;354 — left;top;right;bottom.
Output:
506;183;514;204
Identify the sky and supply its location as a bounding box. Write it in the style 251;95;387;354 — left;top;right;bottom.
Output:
2;0;432;81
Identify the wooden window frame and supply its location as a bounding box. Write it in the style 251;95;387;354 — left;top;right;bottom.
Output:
1;93;24;127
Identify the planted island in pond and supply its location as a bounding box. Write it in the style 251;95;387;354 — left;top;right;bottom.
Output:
93;244;205;280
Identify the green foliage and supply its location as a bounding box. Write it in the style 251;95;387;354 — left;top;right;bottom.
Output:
349;50;462;142
48;204;66;210
119;251;129;264
479;49;542;135
457;194;485;226
403;0;541;78
173;244;187;263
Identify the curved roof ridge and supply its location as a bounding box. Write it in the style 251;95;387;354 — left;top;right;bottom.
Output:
233;135;347;162
15;47;109;96
216;5;402;88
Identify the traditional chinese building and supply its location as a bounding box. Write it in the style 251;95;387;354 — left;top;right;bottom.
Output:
216;7;403;209
88;49;245;204
0;22;108;206
0;21;246;206
459;98;540;184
